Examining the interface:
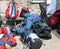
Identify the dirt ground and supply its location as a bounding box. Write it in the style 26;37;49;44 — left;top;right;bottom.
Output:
11;30;60;49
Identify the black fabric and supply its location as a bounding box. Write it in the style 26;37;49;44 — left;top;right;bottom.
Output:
30;38;42;49
32;21;52;39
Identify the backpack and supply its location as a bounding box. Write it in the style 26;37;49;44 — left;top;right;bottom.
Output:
5;1;19;19
31;13;51;39
49;10;60;29
20;7;29;17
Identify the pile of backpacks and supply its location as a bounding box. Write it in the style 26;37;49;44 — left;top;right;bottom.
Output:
15;7;52;49
19;7;52;39
0;27;17;49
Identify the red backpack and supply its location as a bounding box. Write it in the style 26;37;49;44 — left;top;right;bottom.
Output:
20;7;29;17
49;10;60;28
5;1;19;19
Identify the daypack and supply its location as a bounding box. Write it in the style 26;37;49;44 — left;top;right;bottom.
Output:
5;1;19;19
20;7;29;17
49;10;60;28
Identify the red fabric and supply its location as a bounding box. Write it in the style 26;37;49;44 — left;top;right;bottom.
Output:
5;8;9;18
50;16;58;26
5;1;19;19
20;7;29;17
2;37;9;43
50;10;60;26
0;46;4;49
2;27;8;34
16;10;19;18
22;7;29;12
0;29;2;34
8;37;16;45
8;34;14;38
20;12;24;17
53;12;60;16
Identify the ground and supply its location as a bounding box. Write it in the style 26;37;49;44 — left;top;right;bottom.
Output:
11;30;60;49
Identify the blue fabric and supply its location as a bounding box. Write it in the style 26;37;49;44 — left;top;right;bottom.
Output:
31;13;42;23
23;30;33;42
3;34;10;38
24;30;33;37
24;13;30;18
46;0;56;14
17;28;24;34
0;40;5;46
24;13;33;30
24;17;33;30
7;41;12;46
17;13;33;34
17;13;41;34
10;4;16;17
